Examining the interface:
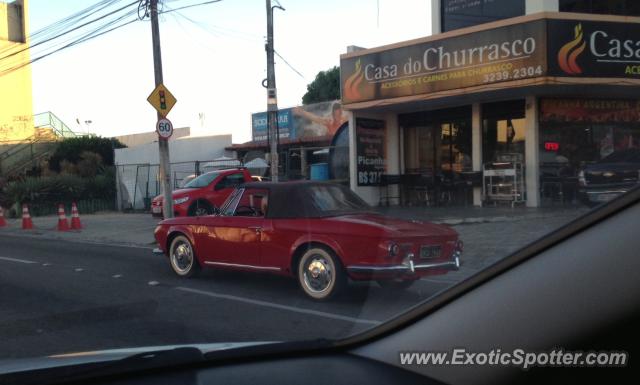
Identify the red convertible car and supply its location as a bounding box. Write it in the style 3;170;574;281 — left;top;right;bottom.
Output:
154;181;462;300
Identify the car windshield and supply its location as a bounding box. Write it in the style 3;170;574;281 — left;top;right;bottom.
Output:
2;0;640;378
183;172;220;188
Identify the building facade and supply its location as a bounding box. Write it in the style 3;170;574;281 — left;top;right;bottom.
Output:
0;0;34;143
341;0;640;207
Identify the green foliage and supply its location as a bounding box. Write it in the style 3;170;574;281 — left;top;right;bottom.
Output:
302;66;340;105
2;169;116;207
49;136;125;172
77;151;104;177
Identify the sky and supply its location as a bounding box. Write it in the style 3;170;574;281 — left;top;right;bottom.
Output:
28;0;432;143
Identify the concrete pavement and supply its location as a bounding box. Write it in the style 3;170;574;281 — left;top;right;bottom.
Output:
0;206;588;359
0;205;589;249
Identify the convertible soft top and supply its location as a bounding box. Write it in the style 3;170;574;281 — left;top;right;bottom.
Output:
239;181;366;219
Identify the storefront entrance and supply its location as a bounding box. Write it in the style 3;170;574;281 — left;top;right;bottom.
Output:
481;100;527;206
400;106;473;206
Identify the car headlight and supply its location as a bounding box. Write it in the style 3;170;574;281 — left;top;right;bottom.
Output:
174;197;189;205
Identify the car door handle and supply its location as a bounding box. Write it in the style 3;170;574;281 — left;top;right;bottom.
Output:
248;226;262;232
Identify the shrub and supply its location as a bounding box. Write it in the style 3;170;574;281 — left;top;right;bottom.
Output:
48;136;125;173
77;151;104;178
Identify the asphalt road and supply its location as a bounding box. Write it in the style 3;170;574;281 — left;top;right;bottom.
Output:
0;235;458;360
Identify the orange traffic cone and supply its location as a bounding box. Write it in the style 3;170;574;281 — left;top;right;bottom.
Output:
0;206;7;228
70;202;82;230
21;204;34;230
56;204;70;231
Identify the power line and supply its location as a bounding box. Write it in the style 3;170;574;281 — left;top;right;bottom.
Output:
160;0;223;14
0;8;139;76
0;0;227;77
274;50;306;80
0;0;139;63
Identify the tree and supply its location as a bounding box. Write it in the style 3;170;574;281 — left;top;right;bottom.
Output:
48;136;125;173
301;66;340;105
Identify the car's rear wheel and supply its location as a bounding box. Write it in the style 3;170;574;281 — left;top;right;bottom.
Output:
169;235;201;277
189;201;214;216
377;279;416;291
297;246;345;301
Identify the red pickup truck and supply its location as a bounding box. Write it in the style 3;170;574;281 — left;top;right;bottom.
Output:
151;168;252;217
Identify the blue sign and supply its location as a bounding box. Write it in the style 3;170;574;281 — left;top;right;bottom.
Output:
252;109;294;142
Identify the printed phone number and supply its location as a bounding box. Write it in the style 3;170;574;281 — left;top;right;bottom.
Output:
483;65;543;83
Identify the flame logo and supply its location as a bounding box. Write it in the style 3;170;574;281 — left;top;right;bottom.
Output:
344;59;364;102
558;23;586;75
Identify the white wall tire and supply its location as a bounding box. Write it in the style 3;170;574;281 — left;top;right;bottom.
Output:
297;246;345;301
169;235;201;278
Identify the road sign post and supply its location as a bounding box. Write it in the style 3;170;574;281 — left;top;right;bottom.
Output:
149;0;173;219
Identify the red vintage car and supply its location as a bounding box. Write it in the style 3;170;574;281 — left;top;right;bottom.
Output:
153;181;462;300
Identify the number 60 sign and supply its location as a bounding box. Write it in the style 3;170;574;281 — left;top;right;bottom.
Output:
156;118;173;140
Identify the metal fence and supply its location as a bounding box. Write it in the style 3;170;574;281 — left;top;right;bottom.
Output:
115;159;244;211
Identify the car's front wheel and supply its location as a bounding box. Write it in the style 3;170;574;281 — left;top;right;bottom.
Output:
169;235;201;277
297;246;345;301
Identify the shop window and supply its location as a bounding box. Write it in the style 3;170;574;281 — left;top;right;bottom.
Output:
401;107;473;206
540;99;640;172
539;98;640;204
482;100;526;164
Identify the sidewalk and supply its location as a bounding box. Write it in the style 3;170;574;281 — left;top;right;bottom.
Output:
0;205;588;249
0;212;160;248
375;205;589;226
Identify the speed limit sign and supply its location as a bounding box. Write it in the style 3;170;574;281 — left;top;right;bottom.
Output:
156;118;173;140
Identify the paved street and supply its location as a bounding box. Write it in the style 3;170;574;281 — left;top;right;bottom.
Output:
0;208;586;359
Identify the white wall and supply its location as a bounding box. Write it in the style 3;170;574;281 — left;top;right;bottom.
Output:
114;134;233;165
525;0;559;14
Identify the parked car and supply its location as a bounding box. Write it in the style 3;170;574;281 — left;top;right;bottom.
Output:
177;174;196;188
151;168;252;217
578;148;640;206
153;181;462;300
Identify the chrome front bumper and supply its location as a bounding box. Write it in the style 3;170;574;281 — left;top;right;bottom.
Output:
347;253;461;274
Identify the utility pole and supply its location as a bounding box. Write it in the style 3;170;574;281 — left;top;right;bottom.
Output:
265;0;284;182
150;0;173;218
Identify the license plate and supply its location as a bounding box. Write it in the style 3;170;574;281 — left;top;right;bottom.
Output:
420;245;441;259
152;206;162;213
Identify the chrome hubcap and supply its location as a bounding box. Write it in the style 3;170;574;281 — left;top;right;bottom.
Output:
172;241;193;273
303;256;333;293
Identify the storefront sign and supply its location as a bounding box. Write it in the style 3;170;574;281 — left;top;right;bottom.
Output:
356;118;386;186
548;20;640;78
442;0;525;32
341;20;547;104
251;101;348;143
252;109;294;142
540;99;640;123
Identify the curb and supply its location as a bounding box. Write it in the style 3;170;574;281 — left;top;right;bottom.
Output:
0;230;155;250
